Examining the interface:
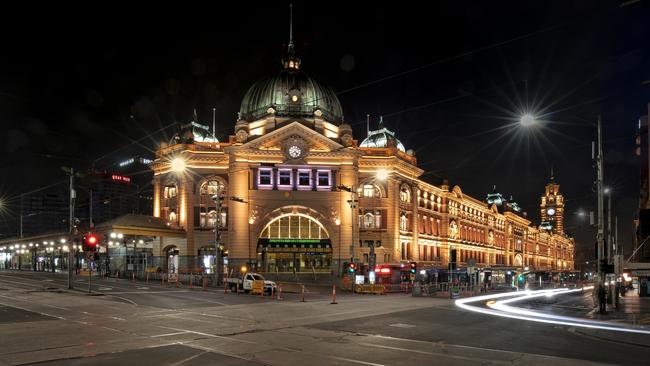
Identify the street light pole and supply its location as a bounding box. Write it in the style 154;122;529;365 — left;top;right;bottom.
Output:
66;167;77;290
213;193;222;286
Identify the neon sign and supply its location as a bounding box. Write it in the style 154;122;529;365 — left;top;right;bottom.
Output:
111;174;131;183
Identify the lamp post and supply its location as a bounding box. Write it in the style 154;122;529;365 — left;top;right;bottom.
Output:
212;193;223;286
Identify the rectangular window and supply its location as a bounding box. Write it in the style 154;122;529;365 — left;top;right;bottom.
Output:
317;170;330;187
278;169;291;186
259;169;272;186
298;170;310;187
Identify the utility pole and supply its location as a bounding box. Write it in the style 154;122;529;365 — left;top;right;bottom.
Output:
595;115;606;313
607;192;612;265
213;192;222;286
66;167;77;290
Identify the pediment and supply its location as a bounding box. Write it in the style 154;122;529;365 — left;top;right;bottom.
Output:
235;121;345;152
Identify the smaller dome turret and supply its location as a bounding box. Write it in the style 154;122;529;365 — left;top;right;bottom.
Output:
359;116;406;152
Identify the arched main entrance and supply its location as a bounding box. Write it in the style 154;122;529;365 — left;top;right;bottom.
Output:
257;213;332;273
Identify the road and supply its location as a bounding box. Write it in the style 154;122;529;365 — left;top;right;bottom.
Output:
0;270;648;365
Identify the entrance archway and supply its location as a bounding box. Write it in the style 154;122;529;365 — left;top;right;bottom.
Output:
258;213;332;273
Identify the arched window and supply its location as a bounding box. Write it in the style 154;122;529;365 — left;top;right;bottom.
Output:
199;178;227;228
364;212;374;228
399;213;408;231
260;214;329;239
169;211;177;223
400;185;411;203
359;184;381;198
201;180;224;196
164;185;177;199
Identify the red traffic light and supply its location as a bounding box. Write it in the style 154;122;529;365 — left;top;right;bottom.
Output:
84;233;100;249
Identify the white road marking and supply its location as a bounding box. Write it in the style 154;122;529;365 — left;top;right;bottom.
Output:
169;351;208;366
98;287;112;291
150;331;190;338
358;342;511;364
389;323;415;328
327;356;385;366
160;326;257;344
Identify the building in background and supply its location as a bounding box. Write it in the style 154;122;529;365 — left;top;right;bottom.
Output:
635;102;650;262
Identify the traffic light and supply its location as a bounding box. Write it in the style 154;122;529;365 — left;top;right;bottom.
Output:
82;233;100;252
409;262;417;274
348;262;357;273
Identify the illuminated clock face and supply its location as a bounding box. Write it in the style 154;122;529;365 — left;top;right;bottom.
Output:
547;208;556;216
288;145;302;159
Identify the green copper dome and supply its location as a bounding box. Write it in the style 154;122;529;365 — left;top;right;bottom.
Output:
239;69;343;123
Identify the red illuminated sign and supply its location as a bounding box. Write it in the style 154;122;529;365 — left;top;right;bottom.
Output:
111;174;131;183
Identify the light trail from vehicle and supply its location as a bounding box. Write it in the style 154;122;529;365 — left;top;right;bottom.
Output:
455;287;650;335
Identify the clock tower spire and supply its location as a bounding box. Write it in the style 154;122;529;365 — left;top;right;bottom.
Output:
540;169;564;234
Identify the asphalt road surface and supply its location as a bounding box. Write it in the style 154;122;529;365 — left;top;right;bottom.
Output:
0;270;648;365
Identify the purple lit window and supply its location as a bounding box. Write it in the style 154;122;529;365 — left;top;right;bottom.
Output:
317;170;330;186
278;170;291;186
259;169;272;185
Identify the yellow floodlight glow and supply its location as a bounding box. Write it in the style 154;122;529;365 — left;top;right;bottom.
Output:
171;157;186;172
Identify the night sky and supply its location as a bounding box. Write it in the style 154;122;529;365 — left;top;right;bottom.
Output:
1;1;649;268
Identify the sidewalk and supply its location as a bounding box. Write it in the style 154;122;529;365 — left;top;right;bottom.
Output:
586;292;650;326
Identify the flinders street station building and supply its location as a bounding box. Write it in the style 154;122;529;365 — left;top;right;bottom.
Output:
147;42;575;278
0;38;575;281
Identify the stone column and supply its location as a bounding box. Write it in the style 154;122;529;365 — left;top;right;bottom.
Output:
180;174;195;271
339;164;357;263
228;160;251;268
412;188;419;261
153;176;161;218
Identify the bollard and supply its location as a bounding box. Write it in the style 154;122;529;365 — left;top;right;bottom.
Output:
300;284;305;302
224;279;228;293
189;272;193;289
146;272;149;284
176;274;180;288
330;284;337;304
277;284;283;301
115;270;119;283
132;272;135;286
271;285;275;300
202;276;207;291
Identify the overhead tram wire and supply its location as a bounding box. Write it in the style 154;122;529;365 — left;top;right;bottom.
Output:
292;1;634;127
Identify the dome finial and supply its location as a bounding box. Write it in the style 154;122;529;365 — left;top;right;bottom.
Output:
379;115;384;129
550;165;555;181
289;4;294;52
282;4;300;71
366;114;370;138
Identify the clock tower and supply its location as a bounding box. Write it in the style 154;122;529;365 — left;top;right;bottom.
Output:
540;169;564;234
